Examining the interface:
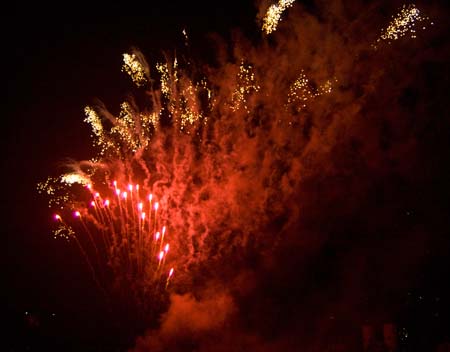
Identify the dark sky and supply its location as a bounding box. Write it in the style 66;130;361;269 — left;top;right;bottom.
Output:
3;1;450;351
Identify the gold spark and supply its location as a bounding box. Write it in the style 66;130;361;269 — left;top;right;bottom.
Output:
375;4;432;46
84;106;104;145
122;52;148;87
262;0;295;35
287;71;336;111
182;28;189;46
84;106;117;155
178;78;206;130
157;58;208;131
140;112;159;132
61;173;90;186
37;177;71;208
110;102;142;152
231;60;260;112
53;223;75;241
156;62;171;97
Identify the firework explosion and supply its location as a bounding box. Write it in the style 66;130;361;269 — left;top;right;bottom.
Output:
35;1;447;350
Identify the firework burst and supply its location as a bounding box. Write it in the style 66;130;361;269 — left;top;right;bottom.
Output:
37;1;435;326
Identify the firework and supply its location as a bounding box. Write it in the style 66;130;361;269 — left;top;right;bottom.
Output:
122;51;149;87
37;2;433;321
231;60;260;112
48;178;174;306
262;0;295;35
374;4;432;47
287;70;336;112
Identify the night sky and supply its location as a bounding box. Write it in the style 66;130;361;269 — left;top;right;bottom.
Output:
3;1;450;351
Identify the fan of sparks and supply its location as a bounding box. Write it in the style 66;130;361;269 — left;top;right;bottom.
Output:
52;181;174;292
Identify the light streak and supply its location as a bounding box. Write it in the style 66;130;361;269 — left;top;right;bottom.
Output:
165;268;174;288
